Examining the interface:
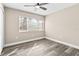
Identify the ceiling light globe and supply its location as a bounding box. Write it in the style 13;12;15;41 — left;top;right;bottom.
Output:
35;6;40;8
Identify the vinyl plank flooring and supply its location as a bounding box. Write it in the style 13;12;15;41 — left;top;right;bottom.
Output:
1;38;79;56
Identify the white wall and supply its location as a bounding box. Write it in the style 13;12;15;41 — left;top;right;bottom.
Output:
5;7;45;45
0;4;4;54
45;4;79;48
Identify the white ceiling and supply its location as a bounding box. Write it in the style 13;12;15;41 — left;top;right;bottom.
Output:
3;3;77;16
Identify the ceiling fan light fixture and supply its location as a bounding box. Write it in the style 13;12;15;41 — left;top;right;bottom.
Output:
24;3;48;11
35;5;40;8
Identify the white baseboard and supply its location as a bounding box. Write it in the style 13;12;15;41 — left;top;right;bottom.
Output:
5;37;45;47
4;36;79;50
46;37;79;49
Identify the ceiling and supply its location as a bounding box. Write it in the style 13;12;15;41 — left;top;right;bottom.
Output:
3;3;77;16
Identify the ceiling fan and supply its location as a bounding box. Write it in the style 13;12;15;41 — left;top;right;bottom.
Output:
24;3;48;10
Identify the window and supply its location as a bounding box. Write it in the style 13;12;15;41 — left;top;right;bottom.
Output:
19;16;27;32
19;16;44;32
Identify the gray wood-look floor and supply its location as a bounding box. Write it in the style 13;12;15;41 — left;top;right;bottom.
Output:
1;38;79;56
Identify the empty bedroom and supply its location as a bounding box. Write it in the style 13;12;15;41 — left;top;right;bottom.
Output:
0;3;79;56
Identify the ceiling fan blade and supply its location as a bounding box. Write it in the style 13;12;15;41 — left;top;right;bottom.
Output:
24;5;35;7
40;7;47;10
39;3;48;6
